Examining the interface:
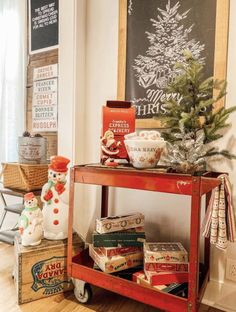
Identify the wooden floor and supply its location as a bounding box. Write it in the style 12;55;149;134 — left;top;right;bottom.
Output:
0;242;223;312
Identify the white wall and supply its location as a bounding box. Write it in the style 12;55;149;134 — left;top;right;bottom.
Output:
59;0;236;292
58;0;86;163
208;0;236;285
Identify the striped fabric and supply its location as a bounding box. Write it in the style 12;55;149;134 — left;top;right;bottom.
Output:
202;174;236;250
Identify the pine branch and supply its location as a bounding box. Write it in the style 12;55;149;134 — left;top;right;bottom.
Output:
161;52;236;172
201;149;236;160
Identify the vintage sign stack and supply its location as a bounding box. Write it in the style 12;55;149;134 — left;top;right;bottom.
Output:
133;242;189;295
89;213;145;273
32;64;58;132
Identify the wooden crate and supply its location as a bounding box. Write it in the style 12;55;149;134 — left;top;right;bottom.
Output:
14;234;84;304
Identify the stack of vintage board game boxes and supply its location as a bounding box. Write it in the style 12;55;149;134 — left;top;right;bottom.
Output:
133;242;189;296
89;213;145;273
89;213;190;296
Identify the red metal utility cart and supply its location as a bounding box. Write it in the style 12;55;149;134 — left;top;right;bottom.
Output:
67;164;222;312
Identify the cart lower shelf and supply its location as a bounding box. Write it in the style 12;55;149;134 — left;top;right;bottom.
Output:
68;249;209;312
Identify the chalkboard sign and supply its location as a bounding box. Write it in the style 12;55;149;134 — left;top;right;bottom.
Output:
29;0;58;54
118;0;229;128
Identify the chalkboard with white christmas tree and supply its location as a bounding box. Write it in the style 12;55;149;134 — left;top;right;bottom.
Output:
125;0;218;123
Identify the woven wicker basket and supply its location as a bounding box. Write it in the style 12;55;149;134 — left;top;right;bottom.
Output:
1;163;48;191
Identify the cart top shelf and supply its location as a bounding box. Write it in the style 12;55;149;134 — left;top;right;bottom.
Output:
71;164;222;196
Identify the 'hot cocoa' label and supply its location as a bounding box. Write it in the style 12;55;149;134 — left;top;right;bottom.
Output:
31;256;70;295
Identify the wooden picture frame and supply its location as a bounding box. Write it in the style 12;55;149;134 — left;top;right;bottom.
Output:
117;0;229;129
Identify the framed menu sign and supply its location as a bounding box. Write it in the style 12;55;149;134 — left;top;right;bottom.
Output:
118;0;229;128
29;0;59;54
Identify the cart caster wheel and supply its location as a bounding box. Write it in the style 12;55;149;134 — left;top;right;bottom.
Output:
74;283;92;304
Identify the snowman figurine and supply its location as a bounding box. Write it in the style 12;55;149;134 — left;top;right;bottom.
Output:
41;156;70;240
19;192;43;247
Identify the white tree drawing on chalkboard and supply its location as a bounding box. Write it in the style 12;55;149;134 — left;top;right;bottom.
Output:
133;0;205;89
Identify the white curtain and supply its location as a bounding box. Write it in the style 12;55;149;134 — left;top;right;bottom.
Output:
0;0;26;162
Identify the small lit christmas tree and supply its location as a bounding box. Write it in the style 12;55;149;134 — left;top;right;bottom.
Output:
161;51;236;174
133;0;204;90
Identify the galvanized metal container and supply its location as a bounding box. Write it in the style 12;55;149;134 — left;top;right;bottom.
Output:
18;136;47;164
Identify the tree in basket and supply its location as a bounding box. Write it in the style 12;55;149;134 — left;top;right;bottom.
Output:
41;156;70;240
19;192;43;247
160;51;236;174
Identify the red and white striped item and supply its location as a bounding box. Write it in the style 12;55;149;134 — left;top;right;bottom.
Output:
202;174;236;250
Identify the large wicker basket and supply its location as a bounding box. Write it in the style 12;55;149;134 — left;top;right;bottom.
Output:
1;163;48;191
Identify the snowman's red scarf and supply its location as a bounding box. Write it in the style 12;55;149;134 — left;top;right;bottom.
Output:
48;180;66;190
47;180;66;190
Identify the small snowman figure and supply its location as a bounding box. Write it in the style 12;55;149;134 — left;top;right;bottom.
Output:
19;192;43;247
41;156;70;240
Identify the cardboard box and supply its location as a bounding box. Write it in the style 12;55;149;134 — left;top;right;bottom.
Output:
92;229;146;247
14;234;84;304
96;213;145;234
162;283;188;297
99;246;142;258
89;245;143;273
144;242;188;263
101;100;135;163
132;271;166;291
145;270;189;286
112;266;144;280
144;262;189;272
133;272;188;297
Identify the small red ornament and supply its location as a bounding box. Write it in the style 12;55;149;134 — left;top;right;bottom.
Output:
53;208;59;214
53;220;59;225
54;198;59;203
